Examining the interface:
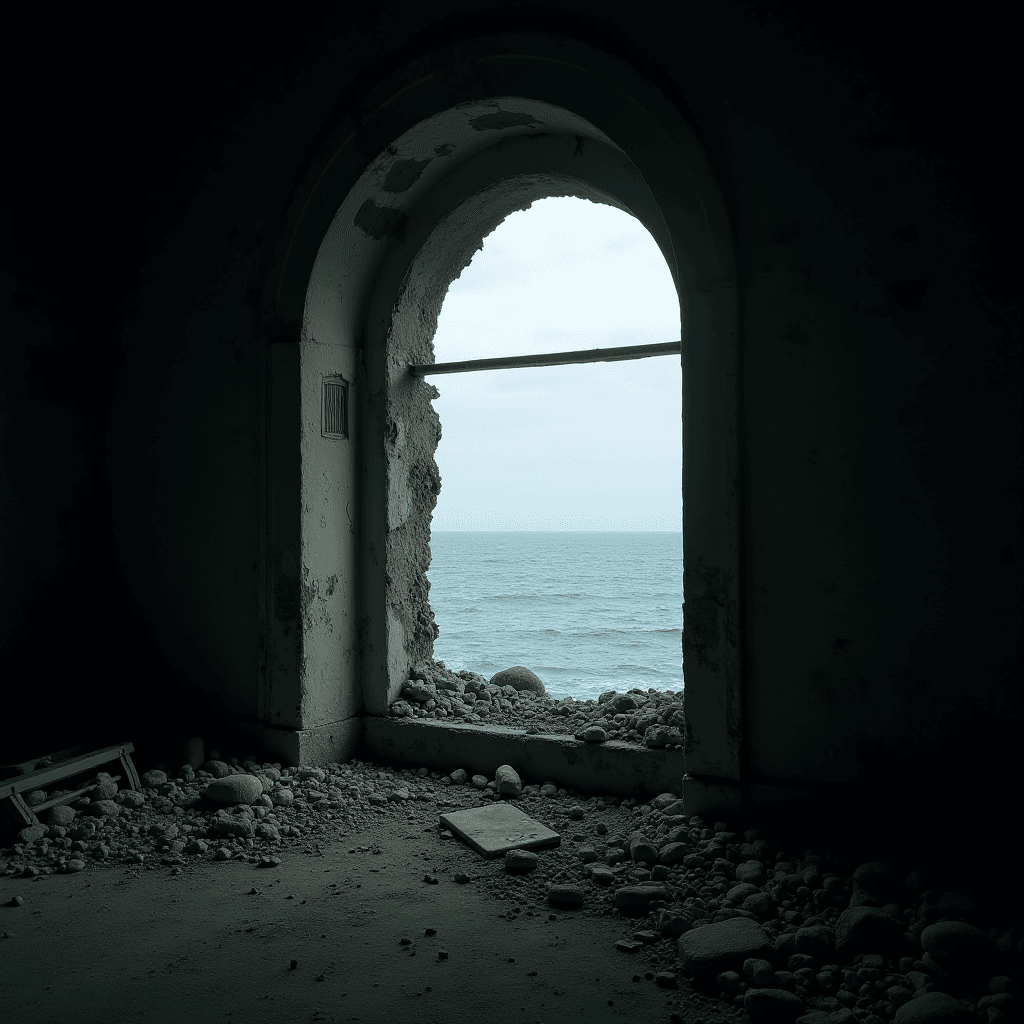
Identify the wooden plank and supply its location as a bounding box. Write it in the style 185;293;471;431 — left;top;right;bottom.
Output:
0;742;138;798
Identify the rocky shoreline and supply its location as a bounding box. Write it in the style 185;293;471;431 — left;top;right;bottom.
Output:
389;660;687;748
2;734;1020;1024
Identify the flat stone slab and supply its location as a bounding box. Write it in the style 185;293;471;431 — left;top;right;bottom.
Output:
438;802;561;859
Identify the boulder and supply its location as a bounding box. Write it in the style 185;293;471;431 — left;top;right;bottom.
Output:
141;769;168;787
678;917;775;977
495;765;523;797
583;726;608;743
489;666;546;696
651;793;679;810
204;775;264;806
201;760;232;779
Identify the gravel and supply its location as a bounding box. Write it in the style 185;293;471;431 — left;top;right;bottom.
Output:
2;733;1021;1024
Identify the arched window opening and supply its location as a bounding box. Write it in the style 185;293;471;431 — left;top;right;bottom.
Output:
423;196;683;712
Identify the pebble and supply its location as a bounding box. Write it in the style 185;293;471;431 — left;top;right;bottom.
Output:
504;849;538;873
616;939;642;953
547;884;584;909
494;765;522;797
615;884;669;911
582;726;607;742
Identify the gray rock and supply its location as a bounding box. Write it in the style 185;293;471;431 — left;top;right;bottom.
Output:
630;838;660;865
727;882;761;904
489;666;546;696
660;799;688;816
678;917;774;977
744;958;777;986
449;769;468;784
744;988;806;1020
47;805;76;827
470;774;488;789
211;816;255;839
495;765;522;797
920;921;994;963
547;884;584;909
505;849;538;873
615;883;670;911
141;770;168;787
598;691;617;704
651;792;679;810
608;693;642;713
16;824;46;844
583;726;608;743
835;907;906;960
795;924;836;960
270;788;294;807
115;789;145;809
91;773;119;801
658;842;689;866
204;775;264;805
201;760;232;779
182;736;205;769
403;679;436;702
84;799;121;819
892;991;976;1024
742;892;774;920
737;860;768;885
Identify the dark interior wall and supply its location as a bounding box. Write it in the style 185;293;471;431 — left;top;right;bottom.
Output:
1;0;1018;847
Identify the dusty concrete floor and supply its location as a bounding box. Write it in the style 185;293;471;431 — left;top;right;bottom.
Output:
0;777;729;1024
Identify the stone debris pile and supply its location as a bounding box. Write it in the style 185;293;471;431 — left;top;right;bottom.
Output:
388;659;686;749
1;745;1020;1024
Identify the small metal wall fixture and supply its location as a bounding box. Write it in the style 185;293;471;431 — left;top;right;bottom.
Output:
321;375;349;440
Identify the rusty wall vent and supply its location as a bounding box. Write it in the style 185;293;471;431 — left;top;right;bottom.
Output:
321;377;348;440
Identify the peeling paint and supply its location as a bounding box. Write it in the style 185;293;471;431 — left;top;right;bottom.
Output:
382;157;433;193
353;198;408;241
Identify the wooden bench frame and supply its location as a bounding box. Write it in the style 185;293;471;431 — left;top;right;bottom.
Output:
0;741;142;829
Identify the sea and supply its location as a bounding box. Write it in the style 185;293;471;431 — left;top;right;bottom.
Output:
425;532;683;702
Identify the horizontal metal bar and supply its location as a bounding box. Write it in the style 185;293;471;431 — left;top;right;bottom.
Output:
409;340;681;377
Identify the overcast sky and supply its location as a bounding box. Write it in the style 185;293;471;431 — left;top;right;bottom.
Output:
429;196;682;532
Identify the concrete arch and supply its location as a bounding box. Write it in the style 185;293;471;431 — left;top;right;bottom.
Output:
256;32;740;788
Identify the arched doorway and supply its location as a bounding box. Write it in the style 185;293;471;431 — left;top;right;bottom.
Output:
254;33;740;803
